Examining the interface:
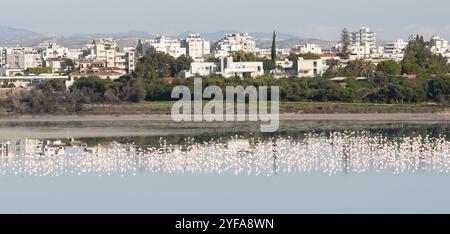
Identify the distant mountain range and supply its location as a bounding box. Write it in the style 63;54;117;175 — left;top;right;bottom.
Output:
0;26;337;49
0;26;44;46
175;31;300;41
0;26;43;40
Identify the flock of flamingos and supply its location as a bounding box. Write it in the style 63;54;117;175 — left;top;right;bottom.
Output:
0;131;449;177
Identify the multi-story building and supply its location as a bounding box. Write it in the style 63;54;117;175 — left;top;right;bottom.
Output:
276;59;294;69
430;35;449;55
87;38;135;73
349;43;372;59
4;47;42;69
114;49;135;72
39;41;82;61
295;44;323;54
143;36;186;58
183;57;264;78
88;38;118;67
0;47;6;67
212;33;256;57
220;57;263;78
350;27;377;51
123;47;136;72
76;59;107;69
297;58;324;77
184;62;219;77
180;34;210;61
384;39;408;54
319;53;341;70
44;58;68;73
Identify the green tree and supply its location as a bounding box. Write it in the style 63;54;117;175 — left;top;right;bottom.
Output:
134;47;174;79
136;39;143;58
427;54;448;75
326;59;340;72
128;79;146;102
271;31;277;66
27;67;52;75
171;55;193;76
231;50;256;62
403;35;431;68
428;77;450;101
64;59;75;72
401;35;448;74
402;62;423;75
340;28;351;59
258;58;276;71
376;60;401;76
345;59;376;78
297;53;320;60
204;57;221;63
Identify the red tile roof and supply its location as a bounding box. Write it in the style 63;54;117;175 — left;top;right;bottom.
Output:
46;58;68;62
401;74;417;79
320;53;339;58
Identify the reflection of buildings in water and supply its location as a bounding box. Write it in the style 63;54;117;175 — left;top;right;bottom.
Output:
0;132;448;177
227;139;250;152
227;139;258;156
86;142;136;157
0;139;44;157
0;139;73;157
43;140;66;156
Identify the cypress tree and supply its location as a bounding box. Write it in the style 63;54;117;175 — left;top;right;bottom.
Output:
136;39;143;58
271;31;277;65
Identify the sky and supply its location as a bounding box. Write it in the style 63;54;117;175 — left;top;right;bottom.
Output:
1;0;450;40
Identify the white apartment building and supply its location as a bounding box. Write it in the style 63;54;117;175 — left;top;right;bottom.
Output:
349;43;371;59
183;57;263;78
44;58;68;73
180;34;210;61
319;53;341;70
255;48;289;59
143;36;186;58
276;59;294;69
40;41;82;61
4;47;42;69
0;47;6;67
213;33;256;57
184;62;219;77
221;57;263;78
350;27;377;51
87;38;135;72
384;39;408;54
88;38;118;68
123;47;136;72
297;58;324;77
113;50;135;72
430;35;449;55
295;44;322;54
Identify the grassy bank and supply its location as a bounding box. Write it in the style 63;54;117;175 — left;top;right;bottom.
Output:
28;101;448;116
1;99;448;117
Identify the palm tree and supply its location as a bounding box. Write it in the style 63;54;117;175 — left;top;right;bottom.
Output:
326;59;340;72
359;61;376;81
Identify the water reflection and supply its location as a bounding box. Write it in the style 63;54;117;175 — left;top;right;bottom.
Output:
0;131;448;177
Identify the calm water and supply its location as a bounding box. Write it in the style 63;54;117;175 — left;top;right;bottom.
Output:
0;120;449;213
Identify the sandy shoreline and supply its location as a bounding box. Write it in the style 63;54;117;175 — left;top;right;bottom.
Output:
0;113;449;122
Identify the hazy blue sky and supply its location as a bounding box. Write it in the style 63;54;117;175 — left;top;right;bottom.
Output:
1;0;450;40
